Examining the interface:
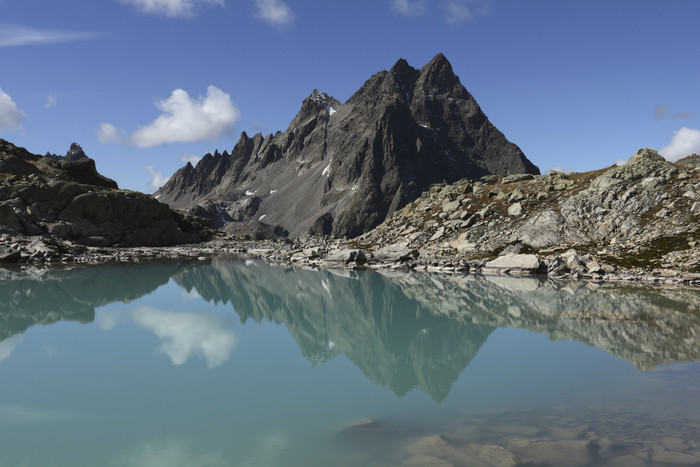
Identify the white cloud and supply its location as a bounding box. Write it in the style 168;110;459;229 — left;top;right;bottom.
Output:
145;166;170;189
254;0;294;26
392;0;427;16
96;122;125;144
180;288;201;300
130;306;237;368
0;87;25;131
180;153;201;166
44;94;57;109
442;0;490;23
659;127;700;161
0;24;98;47
123;86;239;148
120;0;224;17
0;335;22;364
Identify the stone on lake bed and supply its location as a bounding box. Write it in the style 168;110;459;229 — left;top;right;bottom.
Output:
334;418;388;443
403;454;453;467
507;439;591;466
404;435;494;467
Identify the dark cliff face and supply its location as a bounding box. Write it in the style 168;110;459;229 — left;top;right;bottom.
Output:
157;54;539;238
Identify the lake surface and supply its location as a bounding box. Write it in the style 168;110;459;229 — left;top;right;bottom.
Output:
1;257;700;466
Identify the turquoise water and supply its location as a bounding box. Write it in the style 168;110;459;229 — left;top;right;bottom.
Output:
1;257;699;466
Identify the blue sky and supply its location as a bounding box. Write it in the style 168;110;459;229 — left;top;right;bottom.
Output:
1;0;699;192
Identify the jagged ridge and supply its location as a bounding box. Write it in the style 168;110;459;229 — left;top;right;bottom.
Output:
156;54;538;238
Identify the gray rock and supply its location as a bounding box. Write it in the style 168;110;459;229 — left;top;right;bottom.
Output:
442;200;460;212
429;226;445;241
508;202;523;216
325;248;367;264
483;253;541;274
0;244;20;262
691;201;700;215
517;210;566;248
501;173;534;184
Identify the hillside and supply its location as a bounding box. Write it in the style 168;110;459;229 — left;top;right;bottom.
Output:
0;139;210;262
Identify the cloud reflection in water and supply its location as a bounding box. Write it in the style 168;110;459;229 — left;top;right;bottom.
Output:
97;306;237;369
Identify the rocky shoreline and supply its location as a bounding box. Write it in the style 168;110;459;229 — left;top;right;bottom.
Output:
2;231;699;287
2;139;699;287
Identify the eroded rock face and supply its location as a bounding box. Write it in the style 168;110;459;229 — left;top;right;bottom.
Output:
156;54;538;238
0;139;210;248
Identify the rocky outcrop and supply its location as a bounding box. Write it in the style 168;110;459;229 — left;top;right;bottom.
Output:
156;54;538;239
0;139;211;251
348;148;700;276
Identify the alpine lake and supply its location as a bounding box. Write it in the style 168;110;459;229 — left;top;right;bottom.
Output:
1;256;699;467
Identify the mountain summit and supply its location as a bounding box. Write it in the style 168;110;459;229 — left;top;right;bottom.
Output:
156;54;539;238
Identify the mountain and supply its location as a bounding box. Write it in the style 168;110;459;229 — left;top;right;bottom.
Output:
156;54;539;239
0;139;210;248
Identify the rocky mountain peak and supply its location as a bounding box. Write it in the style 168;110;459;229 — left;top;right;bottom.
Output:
156;54;539;239
66;142;87;161
416;52;460;94
626;148;666;167
44;142;89;162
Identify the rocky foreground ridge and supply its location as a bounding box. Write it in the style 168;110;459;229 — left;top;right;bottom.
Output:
0;139;210;260
156;53;538;238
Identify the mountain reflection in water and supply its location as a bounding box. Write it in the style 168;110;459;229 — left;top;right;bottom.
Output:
1;257;699;401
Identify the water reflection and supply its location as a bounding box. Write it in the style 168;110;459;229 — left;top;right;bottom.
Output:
97;306;237;368
1;259;699;401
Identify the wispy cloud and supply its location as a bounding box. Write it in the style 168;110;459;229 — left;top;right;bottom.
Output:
392;0;427;17
0;335;22;364
96;122;125;144
0;404;89;424
110;439;227;467
145;166;170;189
120;0;224;18
0;87;26;131
654;105;669;120
655;105;696;121
98;85;240;148
0;23;98;47
254;0;294;27
659;127;700;161
392;0;490;23
673;112;696;120
442;0;491;24
180;153;202;165
44;94;57;109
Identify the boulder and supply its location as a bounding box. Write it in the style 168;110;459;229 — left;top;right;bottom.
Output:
483;253;541;274
507;202;523;216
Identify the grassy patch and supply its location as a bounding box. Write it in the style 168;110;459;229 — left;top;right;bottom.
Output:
603;232;699;269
